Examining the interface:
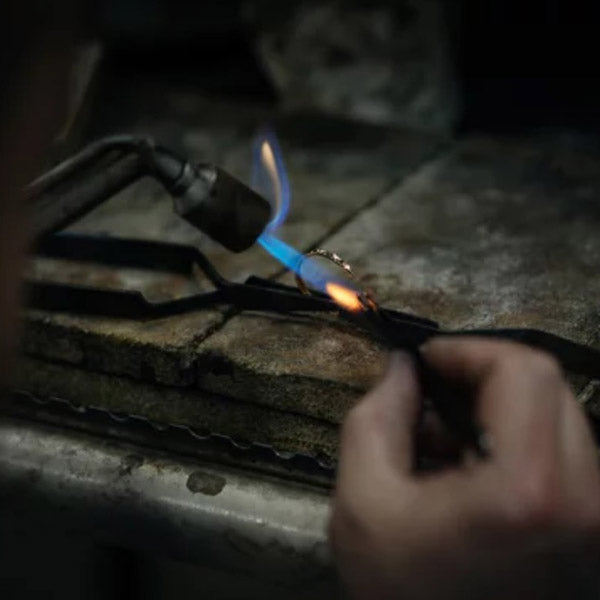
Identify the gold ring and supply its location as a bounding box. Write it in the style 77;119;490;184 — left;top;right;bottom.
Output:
294;248;381;312
294;249;355;295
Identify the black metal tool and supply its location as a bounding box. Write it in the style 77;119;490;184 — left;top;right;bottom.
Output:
28;233;438;323
27;135;271;252
28;233;600;382
27;233;600;448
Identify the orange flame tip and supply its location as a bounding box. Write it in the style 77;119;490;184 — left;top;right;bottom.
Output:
326;282;364;313
261;140;281;208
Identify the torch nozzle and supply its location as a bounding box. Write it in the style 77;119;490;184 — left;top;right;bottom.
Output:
28;135;272;253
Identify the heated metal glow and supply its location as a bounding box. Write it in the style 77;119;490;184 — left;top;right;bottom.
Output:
325;282;364;313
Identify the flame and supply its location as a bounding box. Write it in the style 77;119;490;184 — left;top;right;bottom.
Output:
253;128;361;304
252;130;290;233
326;282;365;313
261;140;281;218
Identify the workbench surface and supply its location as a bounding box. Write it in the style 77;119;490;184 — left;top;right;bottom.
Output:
19;88;600;463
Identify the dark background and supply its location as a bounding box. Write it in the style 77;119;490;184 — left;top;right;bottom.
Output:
86;0;600;133
2;1;600;598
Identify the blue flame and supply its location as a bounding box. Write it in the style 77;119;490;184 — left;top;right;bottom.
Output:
257;234;303;275
253;128;357;295
258;233;355;294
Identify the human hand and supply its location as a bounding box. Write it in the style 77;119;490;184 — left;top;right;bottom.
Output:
330;339;600;600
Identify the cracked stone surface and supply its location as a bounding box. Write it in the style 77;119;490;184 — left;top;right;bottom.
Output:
317;133;600;340
18;356;339;459
18;117;600;459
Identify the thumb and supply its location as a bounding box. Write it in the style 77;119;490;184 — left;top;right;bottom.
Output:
339;351;421;479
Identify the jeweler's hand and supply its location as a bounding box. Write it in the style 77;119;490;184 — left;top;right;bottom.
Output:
330;339;600;600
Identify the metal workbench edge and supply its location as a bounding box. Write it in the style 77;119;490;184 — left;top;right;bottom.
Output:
0;416;333;587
